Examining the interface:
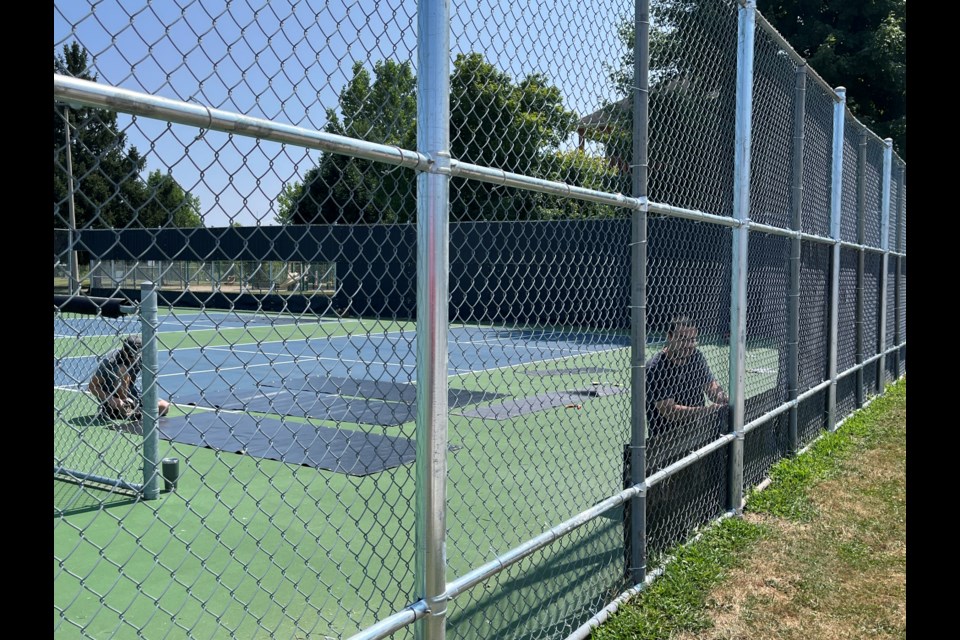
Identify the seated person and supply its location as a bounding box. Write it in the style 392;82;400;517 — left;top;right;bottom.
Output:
646;315;729;473
88;335;170;420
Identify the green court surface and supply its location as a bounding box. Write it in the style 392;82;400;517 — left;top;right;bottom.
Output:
54;315;779;638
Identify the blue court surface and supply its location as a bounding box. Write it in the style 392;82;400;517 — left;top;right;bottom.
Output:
55;317;631;429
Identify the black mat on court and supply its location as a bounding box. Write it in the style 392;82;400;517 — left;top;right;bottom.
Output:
458;385;627;420
288;375;506;407
133;411;416;475
176;387;416;426
172;377;506;426
521;367;616;376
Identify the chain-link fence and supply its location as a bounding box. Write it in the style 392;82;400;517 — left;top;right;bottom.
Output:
54;1;905;638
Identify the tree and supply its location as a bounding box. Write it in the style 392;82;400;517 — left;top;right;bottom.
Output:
599;0;740;211
449;53;578;221
286;60;418;225
54;43;203;228
760;0;905;157
279;53;584;223
138;170;203;227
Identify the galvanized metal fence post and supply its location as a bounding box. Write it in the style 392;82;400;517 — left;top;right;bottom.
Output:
627;0;650;585
879;138;893;381
729;0;757;514
855;128;866;407
415;0;451;637
827;87;846;431
140;281;161;500
894;163;904;374
787;65;806;455
62;106;81;296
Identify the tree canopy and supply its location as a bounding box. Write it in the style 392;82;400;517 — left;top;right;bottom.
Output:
760;0;905;157
277;53;618;224
54;43;203;229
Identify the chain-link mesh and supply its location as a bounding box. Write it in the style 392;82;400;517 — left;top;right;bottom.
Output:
864;137;884;249
444;213;632;638
647;0;740;216
54;309;148;509
798;241;830;391
744;413;790;489
645;216;731;553
885;257;897;383
837;247;858;374
745;233;790;422
898;257;907;345
898;163;907;252
862;250;882;399
797;389;828;449
647;447;728;559
749;25;799;229
840;117;861;244
888;161;900;251
864;251;882;361
800;83;835;238
54;2;905;638
836;369;858;419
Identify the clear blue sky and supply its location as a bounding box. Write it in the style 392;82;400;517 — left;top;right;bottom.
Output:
54;0;630;227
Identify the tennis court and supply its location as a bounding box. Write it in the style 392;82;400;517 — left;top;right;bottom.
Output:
53;308;639;637
53;307;779;638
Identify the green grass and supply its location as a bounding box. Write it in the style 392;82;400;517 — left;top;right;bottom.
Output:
591;517;766;640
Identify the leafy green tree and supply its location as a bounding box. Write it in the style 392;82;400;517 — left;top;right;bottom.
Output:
280;53;584;223
599;0;739;211
273;181;303;225
287;60;417;224
760;0;905;156
54;43;203;228
137;170;203;227
449;53;578;221
533;150;624;219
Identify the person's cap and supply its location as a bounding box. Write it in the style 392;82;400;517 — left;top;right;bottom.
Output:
123;335;143;351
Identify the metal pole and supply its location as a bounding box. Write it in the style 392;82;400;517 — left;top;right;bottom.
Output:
415;0;450;637
787;65;805;455
879;139;893;383
627;0;650;586
62;106;81;296
827;88;846;431
855;128;866;407
894;163;904;375
140;281;161;500
729;0;756;515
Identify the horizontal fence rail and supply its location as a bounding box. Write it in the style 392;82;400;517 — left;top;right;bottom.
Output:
53;1;904;638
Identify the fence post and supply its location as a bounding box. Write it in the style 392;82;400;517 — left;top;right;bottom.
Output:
729;0;756;514
627;0;650;585
827;88;846;431
415;0;451;638
879;138;893;383
894;163;904;375
787;65;806;455
855;127;866;407
62;106;82;296
140;281;161;500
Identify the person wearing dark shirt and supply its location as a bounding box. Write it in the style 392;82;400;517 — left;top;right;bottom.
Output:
645;315;728;472
88;335;170;420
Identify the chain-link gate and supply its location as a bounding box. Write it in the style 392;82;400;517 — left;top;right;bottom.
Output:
54;1;905;638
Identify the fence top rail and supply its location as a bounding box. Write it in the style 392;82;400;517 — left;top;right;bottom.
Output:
54;74;431;172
